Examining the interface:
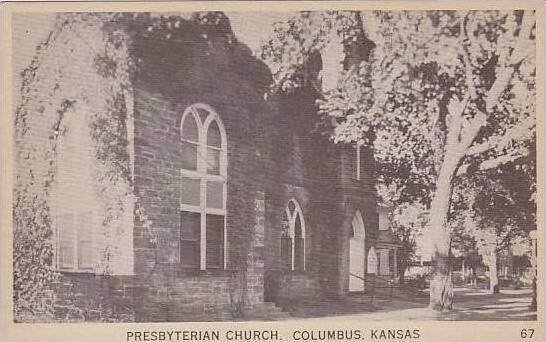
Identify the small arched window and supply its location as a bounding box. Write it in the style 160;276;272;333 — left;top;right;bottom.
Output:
180;104;227;270
281;199;306;271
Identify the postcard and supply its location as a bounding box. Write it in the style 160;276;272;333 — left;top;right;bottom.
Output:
1;2;543;341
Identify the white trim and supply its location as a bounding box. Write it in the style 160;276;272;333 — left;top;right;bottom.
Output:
181;106;203;143
200;175;207;270
179;103;228;270
356;141;363;181
351;210;365;239
285;199;306;271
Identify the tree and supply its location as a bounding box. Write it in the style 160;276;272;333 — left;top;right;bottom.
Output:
260;10;536;310
452;173;533;294
388;202;428;284
450;215;482;286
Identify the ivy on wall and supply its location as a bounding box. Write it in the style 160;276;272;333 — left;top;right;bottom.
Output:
13;13;137;322
14;11;262;322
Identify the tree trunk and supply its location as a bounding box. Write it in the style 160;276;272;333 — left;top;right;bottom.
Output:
398;265;407;285
429;254;453;310
462;259;466;285
428;157;458;311
489;256;499;294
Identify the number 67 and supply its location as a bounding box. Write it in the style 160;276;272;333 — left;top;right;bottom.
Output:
521;329;534;339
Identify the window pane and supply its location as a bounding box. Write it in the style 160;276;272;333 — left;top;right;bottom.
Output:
294;214;302;237
182;114;199;142
206;147;220;175
288;201;296;215
78;212;94;269
206;181;224;209
180;240;200;268
281;236;292;271
181;177;200;206
207;120;222;148
206;214;224;268
294;237;304;271
59;213;75;268
180;211;200;268
180;211;200;240
181;142;198;170
195;107;210;123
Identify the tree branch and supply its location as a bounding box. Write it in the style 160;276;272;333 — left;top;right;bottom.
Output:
456;148;530;177
510;10;535;65
485;10;535;112
460;12;477;101
465;116;535;157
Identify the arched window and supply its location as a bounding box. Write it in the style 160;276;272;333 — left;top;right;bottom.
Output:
55;109;99;273
367;246;378;275
180;104;227;270
281;199;306;271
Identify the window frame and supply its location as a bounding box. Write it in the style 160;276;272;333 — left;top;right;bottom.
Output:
55;211;97;273
53;112;98;274
180;104;227;270
283;199;306;271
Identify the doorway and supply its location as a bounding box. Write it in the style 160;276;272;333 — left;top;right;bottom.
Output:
349;211;365;292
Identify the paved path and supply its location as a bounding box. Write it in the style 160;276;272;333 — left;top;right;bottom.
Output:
289;288;536;321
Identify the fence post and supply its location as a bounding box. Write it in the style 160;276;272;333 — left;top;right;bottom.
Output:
389;283;393;302
370;277;374;305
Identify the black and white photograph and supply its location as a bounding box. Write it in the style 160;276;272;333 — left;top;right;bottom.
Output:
2;2;543;337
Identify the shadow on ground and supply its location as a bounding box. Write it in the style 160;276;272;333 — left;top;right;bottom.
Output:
281;287;536;321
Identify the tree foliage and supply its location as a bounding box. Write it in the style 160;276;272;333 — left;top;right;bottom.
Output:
261;9;536;309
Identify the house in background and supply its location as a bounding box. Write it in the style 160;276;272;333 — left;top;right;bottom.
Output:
49;13;402;321
375;204;402;280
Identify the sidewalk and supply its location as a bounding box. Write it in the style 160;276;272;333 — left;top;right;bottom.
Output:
287;288;536;321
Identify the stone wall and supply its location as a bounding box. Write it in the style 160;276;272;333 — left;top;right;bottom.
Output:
129;19;272;320
262;87;379;301
54;273;135;322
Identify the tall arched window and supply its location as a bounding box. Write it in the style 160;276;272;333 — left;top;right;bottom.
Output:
180;104;227;270
281;199;306;271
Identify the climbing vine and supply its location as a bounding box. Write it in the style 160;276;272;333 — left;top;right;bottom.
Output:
13;12;138;322
14;11;263;322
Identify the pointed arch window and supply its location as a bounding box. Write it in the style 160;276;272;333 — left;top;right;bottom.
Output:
281;199;306;271
367;246;378;275
180;104;227;270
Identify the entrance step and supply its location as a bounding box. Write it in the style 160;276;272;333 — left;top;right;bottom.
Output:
283;297;377;318
243;301;291;320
